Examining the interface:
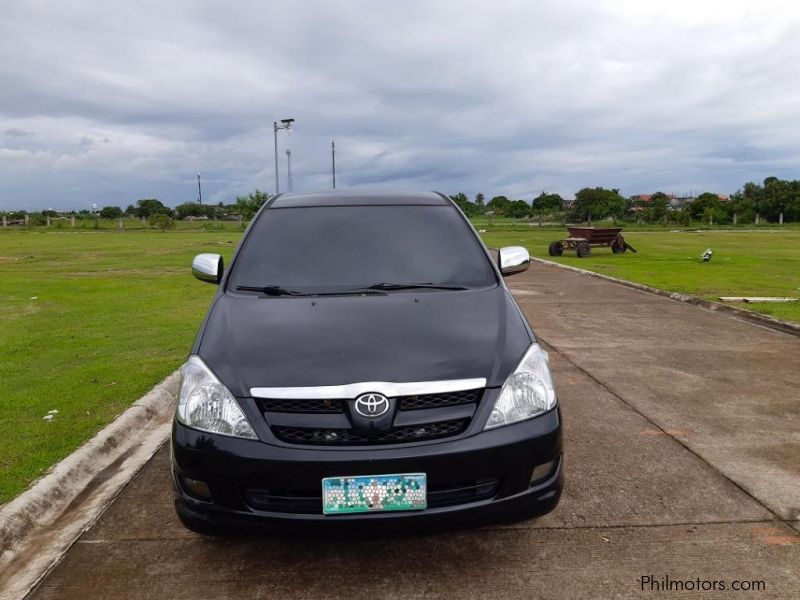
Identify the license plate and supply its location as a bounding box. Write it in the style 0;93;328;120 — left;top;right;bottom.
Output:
322;473;427;515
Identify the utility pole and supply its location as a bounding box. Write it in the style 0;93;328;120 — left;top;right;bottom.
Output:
286;149;293;192
331;139;336;189
273;123;279;194
197;172;202;204
273;118;294;195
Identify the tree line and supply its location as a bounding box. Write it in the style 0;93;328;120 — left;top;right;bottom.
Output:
4;177;800;226
449;177;800;224
0;190;271;226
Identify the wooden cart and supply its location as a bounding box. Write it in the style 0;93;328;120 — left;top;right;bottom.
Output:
548;227;636;258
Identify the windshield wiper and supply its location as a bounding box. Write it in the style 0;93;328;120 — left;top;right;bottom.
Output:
360;282;469;292
236;285;306;297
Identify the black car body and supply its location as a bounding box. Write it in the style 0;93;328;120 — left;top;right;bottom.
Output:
172;190;562;532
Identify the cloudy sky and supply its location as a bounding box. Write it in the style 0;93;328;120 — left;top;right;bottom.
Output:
2;0;800;211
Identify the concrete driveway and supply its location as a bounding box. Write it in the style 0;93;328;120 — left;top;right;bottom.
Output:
27;263;800;599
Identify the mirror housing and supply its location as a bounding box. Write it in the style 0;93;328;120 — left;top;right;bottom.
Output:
192;253;223;284
498;246;530;276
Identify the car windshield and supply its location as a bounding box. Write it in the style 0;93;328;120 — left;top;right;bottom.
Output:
227;205;496;293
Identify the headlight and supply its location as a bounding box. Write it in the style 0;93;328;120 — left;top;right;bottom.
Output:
177;356;258;440
484;343;557;429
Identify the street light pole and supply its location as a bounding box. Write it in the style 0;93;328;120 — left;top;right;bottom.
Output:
272;118;294;195
331;139;336;189
273;122;279;195
286;149;293;192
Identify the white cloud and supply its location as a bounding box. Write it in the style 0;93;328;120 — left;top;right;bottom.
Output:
2;0;800;209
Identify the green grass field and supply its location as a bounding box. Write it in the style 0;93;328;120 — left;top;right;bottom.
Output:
0;229;238;503
1;222;798;504
479;225;800;323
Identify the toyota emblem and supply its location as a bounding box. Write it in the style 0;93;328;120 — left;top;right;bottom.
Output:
354;393;390;418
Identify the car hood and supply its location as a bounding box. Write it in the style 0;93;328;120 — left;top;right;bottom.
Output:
196;286;532;397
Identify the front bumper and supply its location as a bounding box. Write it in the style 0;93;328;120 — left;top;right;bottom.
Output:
171;406;562;530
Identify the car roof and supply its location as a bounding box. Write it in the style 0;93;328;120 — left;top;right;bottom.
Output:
268;189;450;208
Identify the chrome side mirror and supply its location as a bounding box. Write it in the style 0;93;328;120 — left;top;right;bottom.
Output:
499;246;530;276
192;253;223;284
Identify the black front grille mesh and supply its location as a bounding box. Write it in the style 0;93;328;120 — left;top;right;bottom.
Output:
259;398;343;413
273;418;470;446
398;389;481;410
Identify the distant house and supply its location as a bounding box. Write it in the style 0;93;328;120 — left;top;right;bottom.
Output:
631;193;677;204
630;193;678;213
671;196;694;208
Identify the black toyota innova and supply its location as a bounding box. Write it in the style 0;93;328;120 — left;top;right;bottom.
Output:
172;189;562;532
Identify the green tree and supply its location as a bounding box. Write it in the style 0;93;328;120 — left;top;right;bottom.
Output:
134;198;172;218
449;193;479;217
175;202;218;220
647;192;670;223
474;193;485;209
571;187;625;222
235;189;270;220
508;199;532;219
606;194;628;223
688;193;728;224
486;195;512;215
532;192;563;213
728;190;755;224
788;180;800;221
99;206;123;219
762;176;791;224
149;213;175;230
175;202;203;219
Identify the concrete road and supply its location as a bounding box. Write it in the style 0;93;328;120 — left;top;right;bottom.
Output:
27;263;800;599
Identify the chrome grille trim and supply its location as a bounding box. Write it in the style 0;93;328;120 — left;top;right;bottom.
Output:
250;378;487;400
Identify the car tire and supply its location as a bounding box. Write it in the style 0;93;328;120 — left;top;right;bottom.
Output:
548;241;564;256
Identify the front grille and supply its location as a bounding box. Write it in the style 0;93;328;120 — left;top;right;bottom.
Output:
398;389;481;410
427;478;500;508
259;398;343;413
273;418;470;446
242;477;500;514
243;489;321;514
259;389;483;415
